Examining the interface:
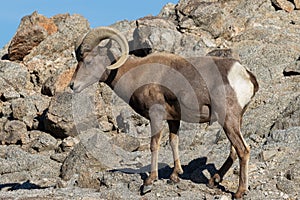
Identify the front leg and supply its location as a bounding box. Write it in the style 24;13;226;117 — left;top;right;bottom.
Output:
168;120;183;184
143;129;163;188
142;104;165;194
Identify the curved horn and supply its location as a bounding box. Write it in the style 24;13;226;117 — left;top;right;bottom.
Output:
77;27;129;69
74;33;88;60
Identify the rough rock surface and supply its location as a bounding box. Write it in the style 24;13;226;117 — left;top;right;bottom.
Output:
271;0;295;12
8;11;58;61
0;1;299;199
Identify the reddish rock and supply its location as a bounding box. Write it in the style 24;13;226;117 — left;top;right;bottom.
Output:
42;67;76;96
294;0;300;9
271;0;295;12
8;11;57;61
55;67;76;93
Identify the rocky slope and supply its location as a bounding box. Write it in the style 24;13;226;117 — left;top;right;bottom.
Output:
0;0;299;199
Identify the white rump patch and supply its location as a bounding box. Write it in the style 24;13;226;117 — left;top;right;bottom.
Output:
227;62;254;108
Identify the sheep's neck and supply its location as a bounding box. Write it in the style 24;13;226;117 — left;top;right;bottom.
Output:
105;57;139;90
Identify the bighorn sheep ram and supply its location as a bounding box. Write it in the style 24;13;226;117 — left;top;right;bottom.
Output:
69;27;259;198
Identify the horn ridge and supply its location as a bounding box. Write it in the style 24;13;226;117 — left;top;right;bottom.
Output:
77;27;129;69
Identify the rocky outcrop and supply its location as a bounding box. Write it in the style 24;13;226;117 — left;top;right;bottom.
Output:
0;0;299;199
8;11;58;61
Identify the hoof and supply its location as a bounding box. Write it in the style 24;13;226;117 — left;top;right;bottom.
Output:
234;190;247;199
207;181;216;189
169;173;181;184
141;184;152;195
234;193;243;199
207;174;221;188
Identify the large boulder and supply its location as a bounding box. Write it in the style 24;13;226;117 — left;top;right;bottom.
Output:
0;145;61;188
43;84;111;138
0;120;28;145
11;94;50;129
60;128;141;188
43;92;77;138
133;17;206;57
0;61;30;96
22;13;90;91
8;11;58;61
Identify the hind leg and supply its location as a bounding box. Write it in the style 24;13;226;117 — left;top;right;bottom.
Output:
221;113;250;198
167;120;183;183
208;145;237;187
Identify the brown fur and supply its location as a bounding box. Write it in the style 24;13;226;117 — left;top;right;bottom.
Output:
71;49;258;198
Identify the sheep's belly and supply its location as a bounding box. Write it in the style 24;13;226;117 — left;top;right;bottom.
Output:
180;105;210;123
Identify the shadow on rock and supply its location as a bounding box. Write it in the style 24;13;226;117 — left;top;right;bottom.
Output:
112;157;234;196
113;157;220;185
0;180;46;191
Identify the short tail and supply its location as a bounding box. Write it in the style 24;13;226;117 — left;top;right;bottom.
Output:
247;70;259;96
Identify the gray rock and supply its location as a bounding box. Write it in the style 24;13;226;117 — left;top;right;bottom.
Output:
44;92;77;138
29;130;58;152
44;85;106;138
111;132;140;152
0;42;9;58
50;153;68;163
134;17;180;53
206;48;240;60
41;75;58;96
0;101;12;118
61;127;144;189
271;95;300;131
11;94;50;129
0;61;30;95
110;20;137;51
0;145;59;175
1;120;28;145
60;136;80;152
115;106;150;138
276;176;297;195
178;1;225;38
158;3;177;21
2;90;20;100
11;98;36;128
134;17;206;57
24;13;89;62
60;139;107;183
268;127;300;144
259;149;278;162
29;93;52;114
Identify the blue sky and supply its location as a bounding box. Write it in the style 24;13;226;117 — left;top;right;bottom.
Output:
0;0;178;48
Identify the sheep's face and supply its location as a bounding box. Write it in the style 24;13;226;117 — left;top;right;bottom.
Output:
70;47;111;93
